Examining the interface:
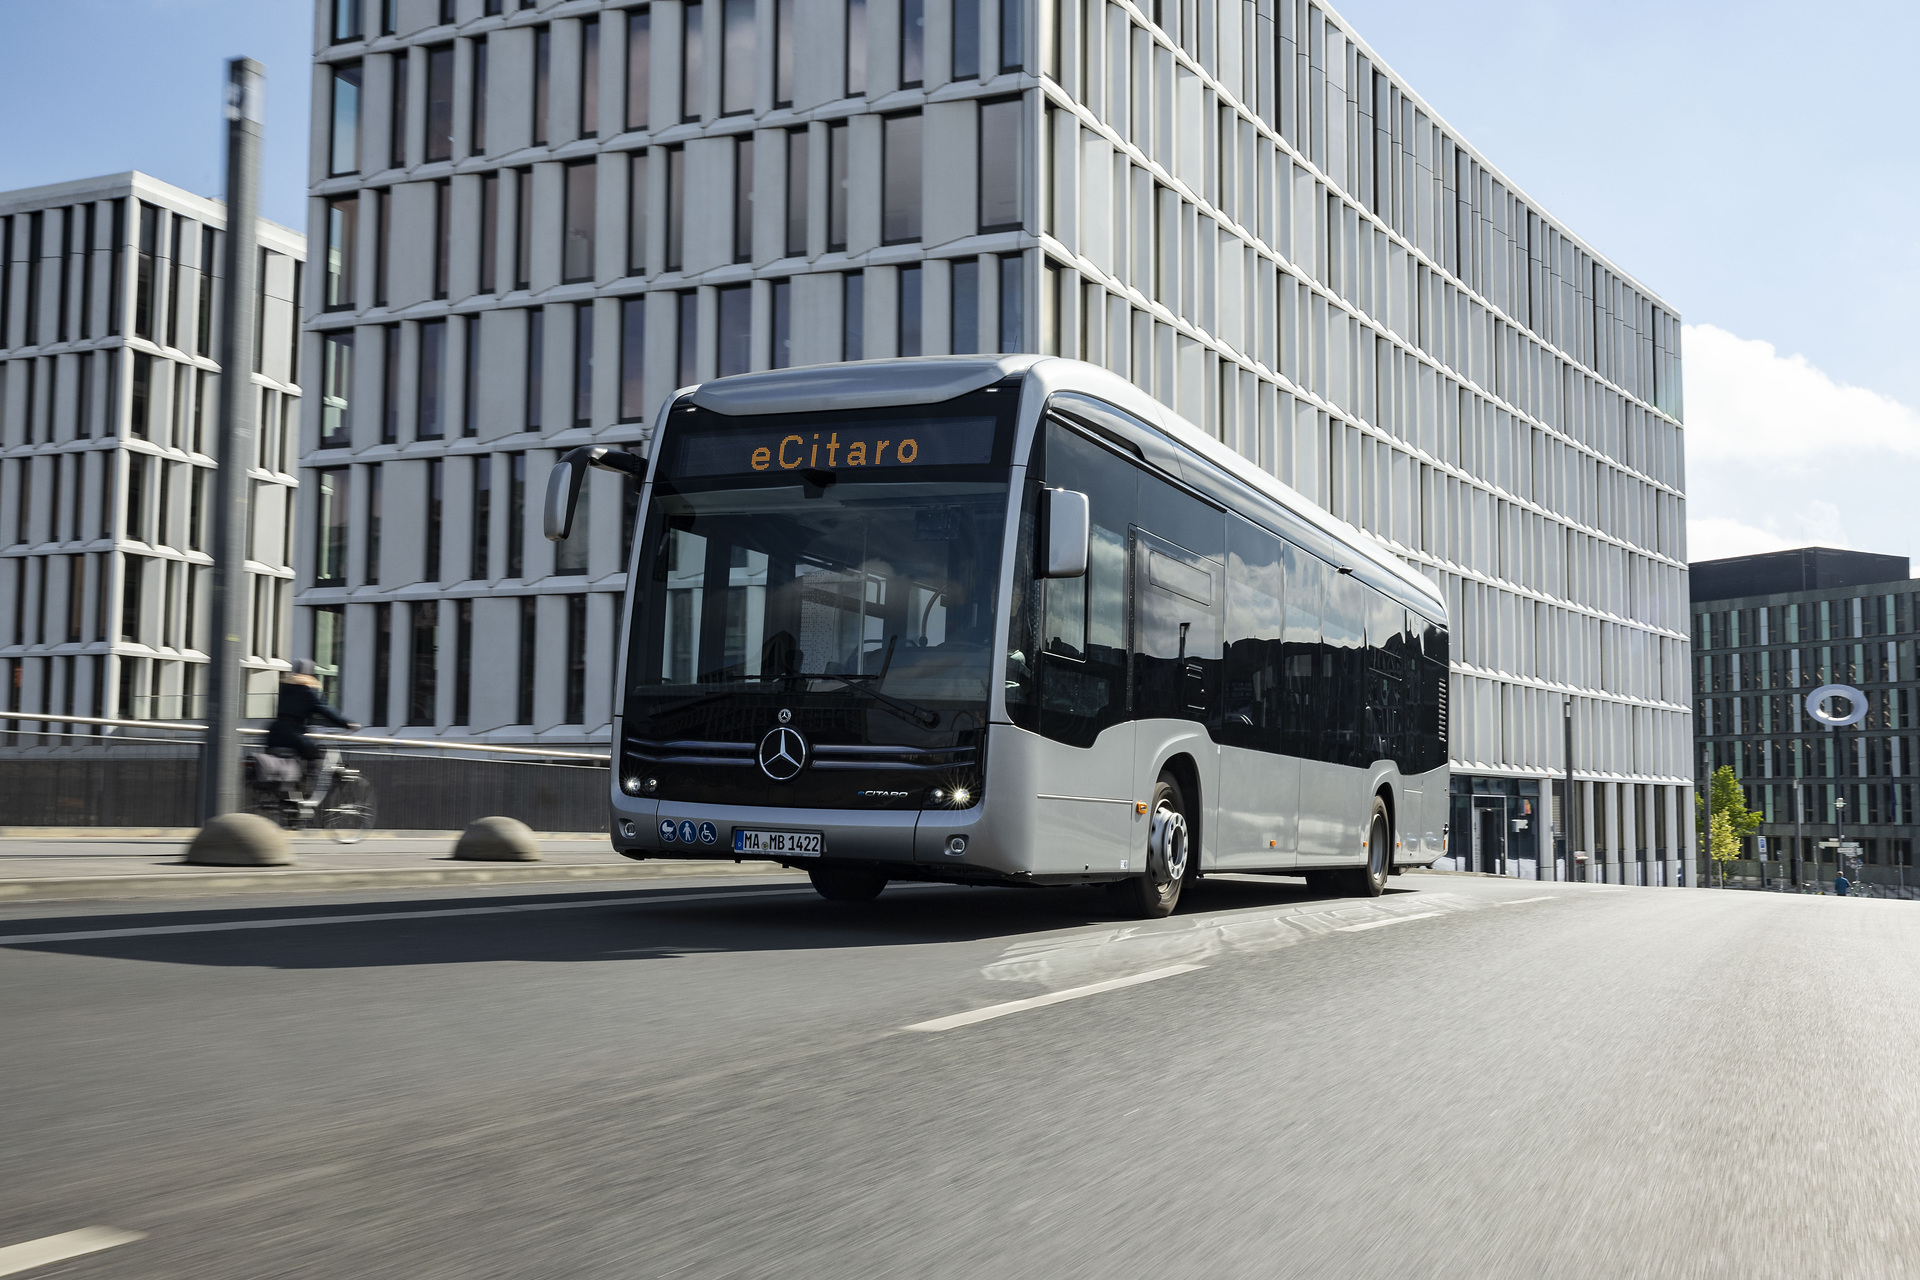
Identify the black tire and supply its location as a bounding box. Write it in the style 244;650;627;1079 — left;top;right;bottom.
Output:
808;866;888;903
1331;796;1392;898
320;773;376;844
1107;772;1194;919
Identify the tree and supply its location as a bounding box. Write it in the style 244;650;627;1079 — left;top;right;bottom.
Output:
1697;766;1762;886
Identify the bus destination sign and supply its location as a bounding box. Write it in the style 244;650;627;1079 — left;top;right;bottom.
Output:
672;415;998;477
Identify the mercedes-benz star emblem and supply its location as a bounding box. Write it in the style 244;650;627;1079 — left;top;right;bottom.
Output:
757;726;809;782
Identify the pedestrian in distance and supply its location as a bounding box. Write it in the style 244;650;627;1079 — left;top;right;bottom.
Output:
1835;873;1850;896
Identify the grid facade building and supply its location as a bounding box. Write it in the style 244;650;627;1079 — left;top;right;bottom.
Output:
301;0;1692;882
1;173;305;728
1692;549;1920;884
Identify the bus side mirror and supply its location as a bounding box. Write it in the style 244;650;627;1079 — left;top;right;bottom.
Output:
1041;488;1089;578
545;446;646;541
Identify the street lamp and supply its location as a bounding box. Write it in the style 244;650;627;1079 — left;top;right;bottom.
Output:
1835;793;1848;890
1792;778;1803;889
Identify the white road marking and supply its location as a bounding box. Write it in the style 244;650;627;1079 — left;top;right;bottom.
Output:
0;888;812;946
0;1227;144;1276
1338;911;1443;932
1498;895;1557;905
907;963;1206;1032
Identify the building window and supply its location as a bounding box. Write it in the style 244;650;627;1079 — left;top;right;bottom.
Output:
434;179;451;298
389;50;410;168
315;604;346;705
526;308;544;429
717;283;750;377
373;601;392;723
424;43;455;162
463;314;481;436
479;171;499;293
453;598;473;726
516;595;536;723
507;452;526;579
471;456;492;580
846;0;866;96
514;167;533;289
331;62;363;175
665;144;686;271
627;7;652;131
842;270;863;359
134;204;158;340
563;159;597;283
408;601;438;725
733;135;754;264
365;462;383;584
574;302;594;426
381;0;397;33
666;290;694;386
321;332;354;446
372;187;390;305
121;556;143;643
775;0;794;105
900;0;923;86
999;252;1023;350
951;258;977;354
620;296;647;420
771;277;792;369
425;458;443;582
565;594;587;723
682;1;704;121
952;0;978;78
898;263;922;355
332;0;364;43
785;128;808;257
324;196;357;311
882;113;922;244
533;25;552;145
628;152;649;275
557;484;590;574
999;0;1022;71
581;17;602;137
978;97;1021;231
316;468;350;586
130;352;152;439
721;0;754;115
471;37;490;156
828;121;849;251
418;318;447;439
197;226;216;353
382;324;401;443
439;0;456;23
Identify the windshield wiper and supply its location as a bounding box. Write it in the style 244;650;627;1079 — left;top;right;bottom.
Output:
790;637;942;728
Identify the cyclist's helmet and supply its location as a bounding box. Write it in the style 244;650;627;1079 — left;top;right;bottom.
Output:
290;658;316;677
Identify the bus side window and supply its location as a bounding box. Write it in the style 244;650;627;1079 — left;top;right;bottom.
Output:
1224;515;1284;753
1282;544;1325;762
1321;571;1366;767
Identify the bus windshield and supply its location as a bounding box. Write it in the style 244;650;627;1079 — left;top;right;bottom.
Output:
625;391;1016;740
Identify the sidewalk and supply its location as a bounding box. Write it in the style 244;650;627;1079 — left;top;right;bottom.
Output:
0;830;802;905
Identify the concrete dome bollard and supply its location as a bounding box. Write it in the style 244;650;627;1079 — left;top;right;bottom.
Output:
184;812;295;866
453;816;543;862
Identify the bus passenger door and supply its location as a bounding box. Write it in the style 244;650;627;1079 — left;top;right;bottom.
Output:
1130;528;1222;862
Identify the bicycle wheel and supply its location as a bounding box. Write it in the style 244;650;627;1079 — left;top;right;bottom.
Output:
319;773;376;843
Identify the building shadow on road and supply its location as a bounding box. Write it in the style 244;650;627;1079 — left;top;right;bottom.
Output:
1;874;1417;972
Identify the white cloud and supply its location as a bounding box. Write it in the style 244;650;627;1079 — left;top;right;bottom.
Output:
1683;324;1920;460
1683;325;1920;565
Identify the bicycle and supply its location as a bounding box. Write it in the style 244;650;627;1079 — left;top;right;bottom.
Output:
245;748;377;842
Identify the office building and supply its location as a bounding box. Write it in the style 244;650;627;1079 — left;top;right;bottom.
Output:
1692;547;1920;885
301;0;1690;884
1;172;305;727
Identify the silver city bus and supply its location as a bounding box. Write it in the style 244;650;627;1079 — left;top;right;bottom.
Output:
546;356;1449;917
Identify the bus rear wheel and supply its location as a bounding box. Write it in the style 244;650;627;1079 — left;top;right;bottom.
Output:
1329;797;1392;898
1108;773;1193;919
807;866;888;903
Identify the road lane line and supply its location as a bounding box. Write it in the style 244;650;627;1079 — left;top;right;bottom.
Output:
1499;896;1556;905
906;963;1206;1032
1338;911;1442;932
0;1227;144;1276
0;888;813;945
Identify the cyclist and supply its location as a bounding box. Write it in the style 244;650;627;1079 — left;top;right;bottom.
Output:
267;659;358;797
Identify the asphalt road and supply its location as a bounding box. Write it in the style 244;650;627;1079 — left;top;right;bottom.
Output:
2;871;1917;1278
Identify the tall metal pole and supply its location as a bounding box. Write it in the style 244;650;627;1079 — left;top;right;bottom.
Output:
199;58;264;823
1792;778;1803;888
1703;747;1715;888
1562;698;1574;882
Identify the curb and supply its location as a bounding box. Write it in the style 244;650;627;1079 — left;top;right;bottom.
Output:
0;860;805;905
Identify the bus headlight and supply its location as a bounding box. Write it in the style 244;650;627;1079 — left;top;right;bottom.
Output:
950;786;972;806
622;775;659;796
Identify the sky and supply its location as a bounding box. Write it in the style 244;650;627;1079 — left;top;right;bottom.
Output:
2;0;1915;568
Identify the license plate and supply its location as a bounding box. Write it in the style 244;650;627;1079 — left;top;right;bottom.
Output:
733;829;824;856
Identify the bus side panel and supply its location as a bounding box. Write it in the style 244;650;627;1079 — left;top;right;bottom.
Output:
1296;758;1371;867
1419;766;1452;864
1212;742;1300;869
968;722;1137;876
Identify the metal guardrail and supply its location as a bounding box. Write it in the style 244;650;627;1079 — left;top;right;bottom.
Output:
0;711;609;764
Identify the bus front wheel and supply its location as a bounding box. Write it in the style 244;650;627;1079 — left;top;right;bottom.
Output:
1108;773;1193;919
1329;797;1392;898
808;866;888;904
